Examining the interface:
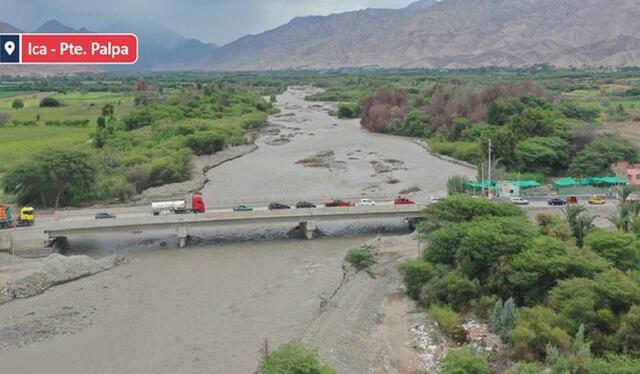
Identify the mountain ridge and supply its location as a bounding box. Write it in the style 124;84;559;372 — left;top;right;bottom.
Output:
170;0;640;71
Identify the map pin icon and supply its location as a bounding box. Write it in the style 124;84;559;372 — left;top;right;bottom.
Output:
4;41;15;55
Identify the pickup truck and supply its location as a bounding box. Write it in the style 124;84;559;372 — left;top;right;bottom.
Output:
324;199;355;207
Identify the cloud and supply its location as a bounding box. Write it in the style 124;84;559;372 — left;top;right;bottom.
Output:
3;0;415;44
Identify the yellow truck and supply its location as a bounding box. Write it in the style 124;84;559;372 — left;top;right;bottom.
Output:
0;206;35;229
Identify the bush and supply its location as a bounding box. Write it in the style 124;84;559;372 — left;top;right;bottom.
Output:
583;354;640;374
491;298;518;340
505;363;545;374
439;346;489;374
336;103;361;119
420;271;480;311
399;260;445;300
260;343;337;374
11;98;24;109
447;175;469;196
428;305;459;337
429;140;482;164
39;97;61;107
507;306;571;361
185;132;226;155
0;112;10;126
344;248;376;270
584;230;640;271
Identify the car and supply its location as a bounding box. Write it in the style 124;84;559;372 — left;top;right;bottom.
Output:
565;196;578;204
295;201;316;208
269;202;291;210
95;212;116;219
394;197;415;205
358;198;376;206
233;204;253;212
324;199;355;207
510;196;530;205
547;197;566;206
588;196;606;205
429;197;441;204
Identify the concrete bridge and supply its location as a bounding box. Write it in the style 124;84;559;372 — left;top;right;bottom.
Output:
44;205;424;248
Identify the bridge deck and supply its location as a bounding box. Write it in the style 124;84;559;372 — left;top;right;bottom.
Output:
45;205;424;236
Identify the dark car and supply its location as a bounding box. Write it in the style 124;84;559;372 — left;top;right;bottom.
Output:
547;198;566;206
95;212;117;219
269;202;291;210
296;201;316;208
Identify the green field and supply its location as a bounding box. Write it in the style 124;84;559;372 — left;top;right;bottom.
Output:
0;90;35;99
0;125;93;172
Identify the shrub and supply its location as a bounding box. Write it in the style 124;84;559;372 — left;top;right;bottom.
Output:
472;295;498;321
439;346;489;374
39;97;61;107
508;306;571;360
11;98;24;109
399;260;445;300
583;354;640;374
260;343;337;374
447;175;469;196
491;298;518;340
336;103;361;119
420;271;480;311
428;305;459;337
0;112;10;126
185;132;226;155
344;248;376;270
584;230;640;271
505;363;545;374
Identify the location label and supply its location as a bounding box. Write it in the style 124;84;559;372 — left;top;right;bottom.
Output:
0;33;138;64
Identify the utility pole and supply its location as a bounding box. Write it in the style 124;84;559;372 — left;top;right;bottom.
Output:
487;138;492;199
480;161;485;197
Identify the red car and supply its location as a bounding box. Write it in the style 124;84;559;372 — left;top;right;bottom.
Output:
324;199;355;207
394;197;415;205
565;196;578;204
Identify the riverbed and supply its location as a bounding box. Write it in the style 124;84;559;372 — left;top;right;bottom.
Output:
0;86;473;373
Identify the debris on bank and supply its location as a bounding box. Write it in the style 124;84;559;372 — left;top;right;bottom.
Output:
0;253;126;304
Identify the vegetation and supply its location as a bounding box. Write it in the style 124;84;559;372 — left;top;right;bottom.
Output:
259;343;337;374
400;195;640;371
0;78;275;207
344;248;377;270
439;346;489;374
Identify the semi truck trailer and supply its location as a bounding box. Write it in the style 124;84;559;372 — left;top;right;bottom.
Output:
151;194;205;215
0;206;35;229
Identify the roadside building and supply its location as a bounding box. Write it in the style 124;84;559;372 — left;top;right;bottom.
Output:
612;161;640;185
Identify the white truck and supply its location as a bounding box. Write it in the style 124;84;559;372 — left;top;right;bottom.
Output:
151;200;188;215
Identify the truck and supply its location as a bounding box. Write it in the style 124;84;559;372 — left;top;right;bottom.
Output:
151;194;206;215
0;206;35;229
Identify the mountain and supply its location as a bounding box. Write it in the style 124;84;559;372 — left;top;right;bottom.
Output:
173;0;640;71
405;0;439;10
0;21;99;76
35;19;89;33
100;20;218;70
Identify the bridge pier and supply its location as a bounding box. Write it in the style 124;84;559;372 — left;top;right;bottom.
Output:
299;221;317;240
178;225;188;248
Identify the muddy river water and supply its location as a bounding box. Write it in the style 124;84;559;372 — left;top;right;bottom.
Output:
0;87;473;374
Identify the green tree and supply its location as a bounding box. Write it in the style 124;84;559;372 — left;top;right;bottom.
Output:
39;97;61;107
399;260;446;300
514;137;569;175
11;98;24;109
3;149;96;208
101;103;114;116
396;110;429;137
584;230;640;271
488;98;519;127
260;343;337;374
439;346;489;374
344;248;376;270
616;305;640;358
507;107;563;139
447;175;469;196
568;138;639;178
491;298;519;340
508;306;571;360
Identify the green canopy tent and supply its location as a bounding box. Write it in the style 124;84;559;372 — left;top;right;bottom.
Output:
553;177;578;192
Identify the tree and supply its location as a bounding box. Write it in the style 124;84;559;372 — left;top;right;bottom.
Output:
260;343;337;374
399;260;445;300
568;138;639;178
439;346;489;374
39;97;61;107
488;98;519;127
446;175;469;196
584;230;640;271
11;98;24;109
514;137;569;175
101;103;114;116
395;110;429;137
492;298;519;340
507;107;563;139
0;112;10;126
563;204;596;247
507;306;571;360
344;248;376;270
616;305;640;357
2;149;96;208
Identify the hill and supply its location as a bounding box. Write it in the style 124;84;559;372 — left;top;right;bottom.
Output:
173;0;640;71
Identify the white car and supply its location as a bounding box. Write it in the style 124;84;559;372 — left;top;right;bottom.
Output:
510;196;530;205
359;198;376;206
429;197;441;204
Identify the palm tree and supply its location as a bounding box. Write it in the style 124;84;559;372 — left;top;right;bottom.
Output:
562;204;587;229
574;214;597;248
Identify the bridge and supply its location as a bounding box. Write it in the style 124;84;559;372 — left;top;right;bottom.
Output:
44;205;425;248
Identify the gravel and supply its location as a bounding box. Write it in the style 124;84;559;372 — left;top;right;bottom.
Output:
0;253;125;304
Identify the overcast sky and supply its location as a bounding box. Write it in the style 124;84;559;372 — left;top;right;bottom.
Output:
5;0;417;45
